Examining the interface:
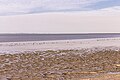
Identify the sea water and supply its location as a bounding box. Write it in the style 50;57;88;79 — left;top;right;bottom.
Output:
0;33;120;42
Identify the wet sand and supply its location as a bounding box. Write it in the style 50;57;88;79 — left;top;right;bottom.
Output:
0;37;120;54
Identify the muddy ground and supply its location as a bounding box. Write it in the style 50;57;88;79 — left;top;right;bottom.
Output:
0;49;120;80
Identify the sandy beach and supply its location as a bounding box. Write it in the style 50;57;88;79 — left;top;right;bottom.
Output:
0;37;120;80
0;0;120;80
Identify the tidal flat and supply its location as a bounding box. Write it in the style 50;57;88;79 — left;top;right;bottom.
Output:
0;49;120;80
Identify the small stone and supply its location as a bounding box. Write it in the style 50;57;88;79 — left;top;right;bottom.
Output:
114;64;120;67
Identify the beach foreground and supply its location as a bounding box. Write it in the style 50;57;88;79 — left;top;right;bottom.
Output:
0;50;120;80
0;38;120;80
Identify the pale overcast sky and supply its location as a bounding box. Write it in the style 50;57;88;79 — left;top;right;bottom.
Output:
0;0;120;33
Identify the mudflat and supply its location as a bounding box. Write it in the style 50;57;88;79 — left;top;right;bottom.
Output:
0;49;120;80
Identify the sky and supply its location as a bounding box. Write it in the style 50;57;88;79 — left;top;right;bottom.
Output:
0;0;120;33
0;0;120;15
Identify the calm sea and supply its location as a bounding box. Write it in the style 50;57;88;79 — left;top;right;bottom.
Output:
0;33;120;42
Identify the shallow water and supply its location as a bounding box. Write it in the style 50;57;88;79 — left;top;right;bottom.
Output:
0;33;120;42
